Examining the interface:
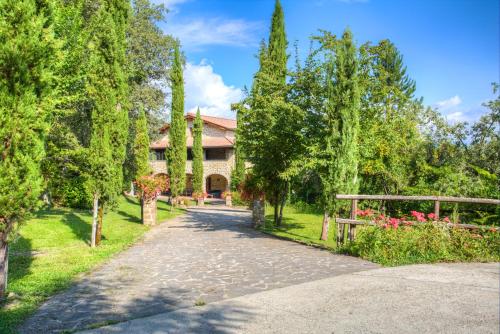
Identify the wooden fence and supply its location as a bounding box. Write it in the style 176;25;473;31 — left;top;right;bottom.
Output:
335;194;500;246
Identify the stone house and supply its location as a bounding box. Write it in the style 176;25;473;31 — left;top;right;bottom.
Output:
149;113;237;197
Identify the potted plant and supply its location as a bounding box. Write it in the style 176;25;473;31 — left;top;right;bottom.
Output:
222;190;232;207
192;191;206;206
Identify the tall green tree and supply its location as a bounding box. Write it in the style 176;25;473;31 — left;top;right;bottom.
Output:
310;29;360;241
133;107;151;179
127;0;175;136
230;105;246;191
239;0;304;225
267;0;287;85
123;0;176;191
358;40;420;195
42;0;92;209
85;0;130;247
192;108;204;194
168;43;186;202
0;0;56;298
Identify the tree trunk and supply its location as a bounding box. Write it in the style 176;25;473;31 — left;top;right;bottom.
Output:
273;202;279;226
0;239;8;300
320;211;330;241
273;189;280;225
140;197;144;222
130;181;135;196
96;204;104;246
91;195;98;247
277;189;287;226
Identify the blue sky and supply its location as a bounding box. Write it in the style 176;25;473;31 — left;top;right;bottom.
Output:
157;0;499;121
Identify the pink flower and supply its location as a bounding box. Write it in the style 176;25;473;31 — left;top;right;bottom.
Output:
356;208;375;217
427;213;436;220
443;216;451;223
388;218;399;229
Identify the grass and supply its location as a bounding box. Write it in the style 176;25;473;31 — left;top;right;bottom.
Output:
0;196;184;334
259;205;337;250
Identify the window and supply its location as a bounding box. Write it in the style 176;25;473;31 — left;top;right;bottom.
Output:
153;149;166;161
205;148;226;160
187;148;193;161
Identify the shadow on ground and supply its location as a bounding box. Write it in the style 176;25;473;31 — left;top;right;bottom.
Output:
20;282;255;334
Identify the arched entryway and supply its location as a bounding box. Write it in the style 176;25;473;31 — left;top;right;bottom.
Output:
206;174;228;198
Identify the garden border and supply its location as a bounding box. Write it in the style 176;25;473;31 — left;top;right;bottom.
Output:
335;194;500;246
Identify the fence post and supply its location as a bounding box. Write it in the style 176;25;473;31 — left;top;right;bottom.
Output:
434;200;440;220
348;199;358;241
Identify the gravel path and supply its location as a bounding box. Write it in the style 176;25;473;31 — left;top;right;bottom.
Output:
20;206;377;333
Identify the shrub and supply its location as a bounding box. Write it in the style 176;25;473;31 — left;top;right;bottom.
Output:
135;175;163;202
50;176;92;209
348;222;500;266
231;191;248;207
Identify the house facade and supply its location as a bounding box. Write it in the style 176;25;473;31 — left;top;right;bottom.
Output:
149;113;237;196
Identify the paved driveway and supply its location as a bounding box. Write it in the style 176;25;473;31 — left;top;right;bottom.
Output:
81;263;500;334
20;206;377;333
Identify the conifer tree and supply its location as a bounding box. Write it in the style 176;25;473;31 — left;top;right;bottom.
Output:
86;0;130;247
358;40;418;195
192;108;204;194
0;0;56;298
318;29;360;240
239;0;303;225
168;43;186;202
231;107;246;190
133;107;151;179
268;0;287;85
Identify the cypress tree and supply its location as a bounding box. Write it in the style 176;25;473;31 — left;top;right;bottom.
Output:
0;0;56;297
86;0;130;247
268;0;287;86
239;0;304;226
192;108;204;194
231;107;246;190
168;43;186;201
319;29;360;240
133;107;151;179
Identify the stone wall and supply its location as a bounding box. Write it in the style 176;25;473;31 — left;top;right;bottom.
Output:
150;122;236;192
150;150;235;192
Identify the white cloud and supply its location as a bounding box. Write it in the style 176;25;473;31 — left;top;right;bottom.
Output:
445;111;466;122
435;95;462;109
184;61;243;119
164;18;262;50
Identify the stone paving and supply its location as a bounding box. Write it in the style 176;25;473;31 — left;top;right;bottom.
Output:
20;206;378;333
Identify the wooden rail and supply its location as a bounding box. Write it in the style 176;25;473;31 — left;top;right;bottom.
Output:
334;194;500;246
336;218;500;230
336;194;500;205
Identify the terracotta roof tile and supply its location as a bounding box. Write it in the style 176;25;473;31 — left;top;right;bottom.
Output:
160;113;237;133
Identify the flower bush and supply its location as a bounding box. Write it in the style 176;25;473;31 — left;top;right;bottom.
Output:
135;175;163;202
346;209;500;266
192;191;207;200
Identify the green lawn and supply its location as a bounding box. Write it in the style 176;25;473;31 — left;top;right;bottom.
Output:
259;205;337;250
0;196;184;334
